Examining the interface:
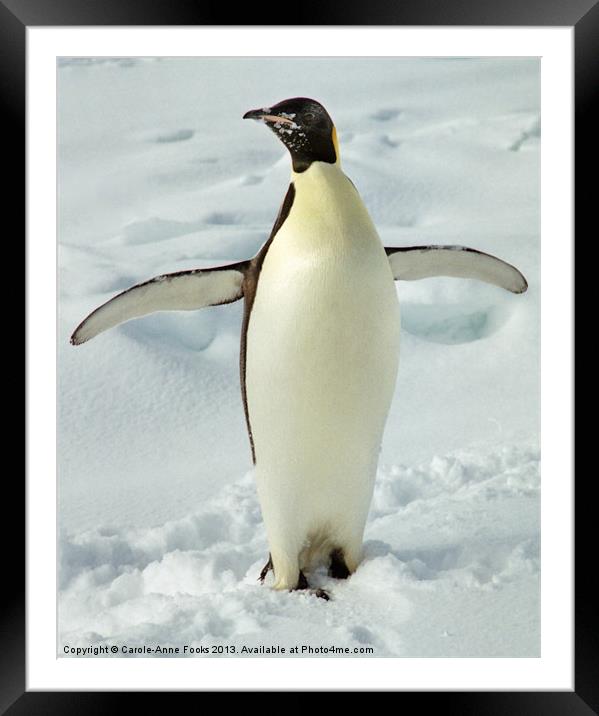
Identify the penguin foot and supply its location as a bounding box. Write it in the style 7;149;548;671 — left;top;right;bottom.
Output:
295;570;309;590
292;571;330;601
311;588;331;601
258;554;273;583
329;548;351;579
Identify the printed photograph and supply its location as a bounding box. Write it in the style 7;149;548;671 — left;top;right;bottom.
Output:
58;56;540;658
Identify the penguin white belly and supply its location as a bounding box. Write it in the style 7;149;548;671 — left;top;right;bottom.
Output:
246;163;400;589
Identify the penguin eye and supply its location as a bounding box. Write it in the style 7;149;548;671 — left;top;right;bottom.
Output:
303;112;316;124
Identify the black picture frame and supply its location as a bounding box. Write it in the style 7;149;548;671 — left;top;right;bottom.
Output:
10;0;587;711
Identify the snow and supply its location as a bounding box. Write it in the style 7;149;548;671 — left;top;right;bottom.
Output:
58;57;539;657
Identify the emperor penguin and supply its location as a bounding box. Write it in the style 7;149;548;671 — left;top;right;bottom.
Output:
71;97;528;599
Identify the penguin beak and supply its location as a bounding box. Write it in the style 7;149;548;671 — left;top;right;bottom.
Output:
243;108;268;121
243;108;297;127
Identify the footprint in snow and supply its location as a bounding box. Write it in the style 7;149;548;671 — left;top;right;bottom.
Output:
240;174;264;186
401;301;514;344
509;116;540;152
121;217;203;245
380;134;400;148
135;128;195;144
119;311;217;354
203;212;239;226
152;128;195;144
193;156;218;164
371;108;401;122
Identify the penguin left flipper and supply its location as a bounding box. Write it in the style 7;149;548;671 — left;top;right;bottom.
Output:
385;245;528;294
70;261;249;345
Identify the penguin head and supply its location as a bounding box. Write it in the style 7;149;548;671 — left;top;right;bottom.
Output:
243;97;339;173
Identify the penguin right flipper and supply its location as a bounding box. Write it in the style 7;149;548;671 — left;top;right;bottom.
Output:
385;245;528;294
71;261;249;345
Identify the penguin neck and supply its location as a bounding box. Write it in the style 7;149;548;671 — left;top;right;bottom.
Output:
290;161;350;217
291;159;344;188
288;129;341;175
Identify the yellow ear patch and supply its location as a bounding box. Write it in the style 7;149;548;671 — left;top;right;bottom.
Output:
332;126;341;163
